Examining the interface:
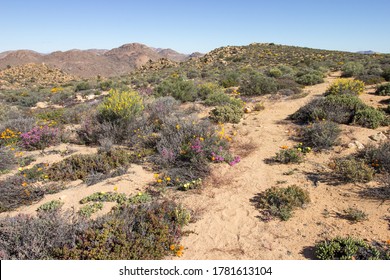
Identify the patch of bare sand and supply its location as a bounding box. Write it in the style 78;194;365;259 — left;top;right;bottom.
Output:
178;72;390;260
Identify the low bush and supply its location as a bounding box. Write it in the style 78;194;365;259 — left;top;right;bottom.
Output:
97;89;144;123
325;79;365;95
253;185;310;221
239;72;277;96
341;207;368;223
382;67;390;81
47;149;133;182
341;62;364;77
291;94;387;128
356;74;384;85
154;76;197;102
358;141;390;174
20;125;59;150
197;82;224;100
219;71;240;88
37;200;64;212
80;192;127;205
353;107;388;129
315;236;390;260
209;99;244;124
301;121;341;150
0;147;17;173
273;147;304;164
78;202;104;218
295;71;324;86
332;157;374;183
374;83;390;96
204;91;231;106
75;82;91;92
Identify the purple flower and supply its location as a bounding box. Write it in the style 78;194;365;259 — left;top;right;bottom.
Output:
229;156;241;166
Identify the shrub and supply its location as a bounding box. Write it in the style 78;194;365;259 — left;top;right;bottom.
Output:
209;101;243;124
266;67;283;78
341;207;368;223
273;147;304;164
326;79;365;95
333;157;374;183
97;89;144;123
0;211;83;259
37;200;64;212
0;117;36;134
47;149;133;182
341;62;364;77
154;76;197;102
382;67;390;81
356;74;384;85
220;71;240;88
374;83;390;96
0;175;45;212
75;82;91;92
60;200;188;260
78;202;104;218
291;94;367;124
20;125;59;150
295;71;324;85
0;147;16;173
253;185;310;221
358;141;390;174
353;107;388;129
80;192;127;205
239;72;277;96
301;121;341;150
197;82;224;100
204;91;231;106
315;237;390;260
99;80;113;91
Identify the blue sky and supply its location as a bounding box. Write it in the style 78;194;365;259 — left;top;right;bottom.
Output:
1;0;390;54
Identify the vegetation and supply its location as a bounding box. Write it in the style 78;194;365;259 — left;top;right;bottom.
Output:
325;79;365;95
301;121;341;150
253;185;310;221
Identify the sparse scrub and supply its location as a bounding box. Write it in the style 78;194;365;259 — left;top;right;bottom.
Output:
353;107;388;129
37;200;64;212
295;70;324;85
209;98;244;123
78;202;104;218
341;207;368;223
315;236;390;260
358;141;390;174
341;62;364;77
332;157;374;183
374;83;390;96
75;81;91;92
253;185;310;221
239;72;277;96
301;121;341;150
0;147;17;173
154;76;197;102
273;147;304;164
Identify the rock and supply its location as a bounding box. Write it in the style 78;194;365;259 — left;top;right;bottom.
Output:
369;132;387;142
347;141;365;150
244;107;252;113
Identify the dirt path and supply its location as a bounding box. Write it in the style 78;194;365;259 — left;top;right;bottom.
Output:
179;72;390;259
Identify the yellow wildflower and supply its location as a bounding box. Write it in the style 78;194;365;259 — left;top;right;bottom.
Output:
170;244;175;251
157;179;162;183
165;177;171;182
113;186;118;192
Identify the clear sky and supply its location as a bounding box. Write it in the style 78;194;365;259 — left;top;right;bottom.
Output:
1;0;390;54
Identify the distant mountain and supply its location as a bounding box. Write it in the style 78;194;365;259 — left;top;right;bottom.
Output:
357;50;377;54
0;43;199;78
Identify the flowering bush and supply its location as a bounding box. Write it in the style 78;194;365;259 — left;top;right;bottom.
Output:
97;89;144;123
20;126;59;150
326;79;365;95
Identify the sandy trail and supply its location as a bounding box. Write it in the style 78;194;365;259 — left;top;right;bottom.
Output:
179;72;390;259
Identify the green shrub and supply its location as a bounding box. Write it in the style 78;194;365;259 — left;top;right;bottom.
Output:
374;83;390;96
220;71;240;88
37;200;64;212
75;82;91;92
358;141;390;174
239;72;277;96
266;67;283;78
382;67;390;81
209;99;244;124
78;202;104;218
154;76;197;102
301;121;341;150
273;148;304;164
315;237;389;260
204;91;231;106
356;74;384;85
253;185;310;221
99;80;113;91
128;192;152;204
295;72;324;85
47;149;133;182
0;147;16;174
353;107;388;129
80;192;127;205
326;79;365;95
341;207;368;223
97;89;144;123
341;62;364;77
197;82;224;100
291;94;362;124
333;157;374;183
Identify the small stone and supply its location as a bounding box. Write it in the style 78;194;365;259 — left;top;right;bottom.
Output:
354;140;365;150
369;132;387;142
244;107;252;113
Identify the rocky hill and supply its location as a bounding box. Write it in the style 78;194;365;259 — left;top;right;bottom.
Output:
0;63;78;89
0;43;202;78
